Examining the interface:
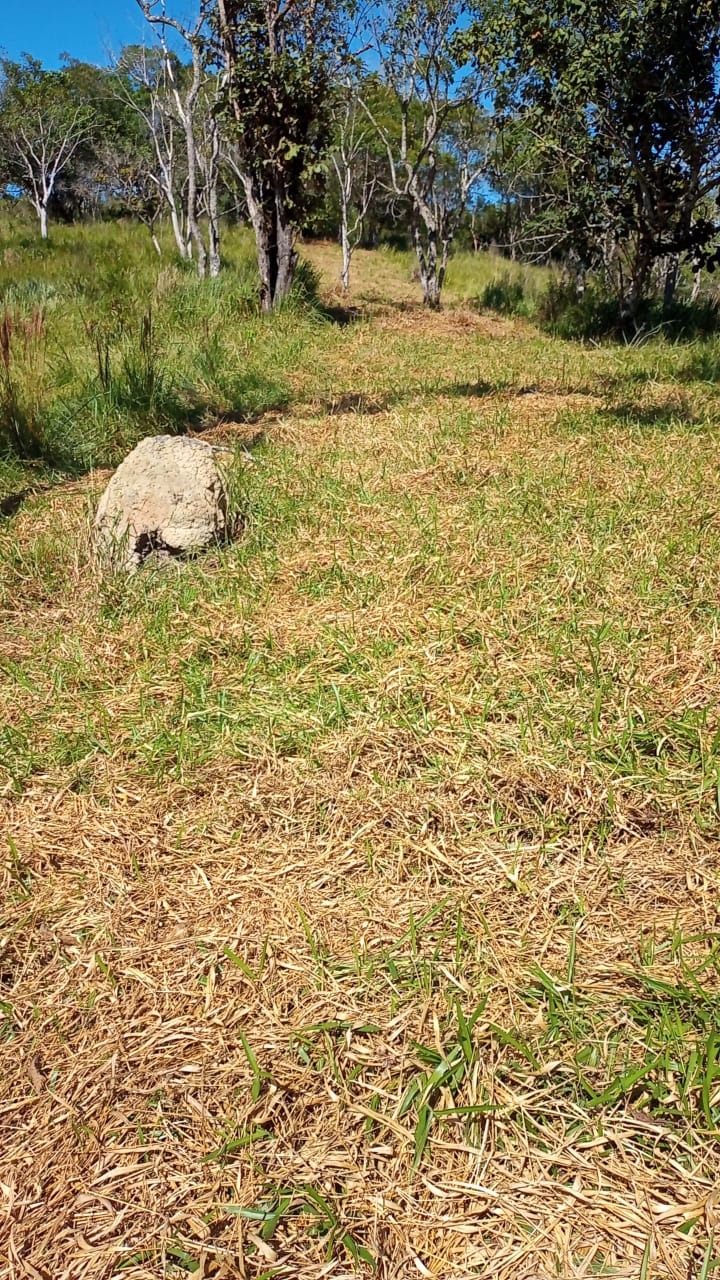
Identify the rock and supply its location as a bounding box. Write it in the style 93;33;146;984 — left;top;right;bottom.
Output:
95;435;229;572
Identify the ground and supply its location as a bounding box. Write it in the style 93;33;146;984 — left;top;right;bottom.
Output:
1;236;720;1280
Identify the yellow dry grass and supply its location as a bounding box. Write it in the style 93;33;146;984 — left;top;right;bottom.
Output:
1;243;720;1280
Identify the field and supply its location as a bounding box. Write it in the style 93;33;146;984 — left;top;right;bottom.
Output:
1;221;720;1280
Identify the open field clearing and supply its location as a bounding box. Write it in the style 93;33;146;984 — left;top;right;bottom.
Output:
1;230;720;1279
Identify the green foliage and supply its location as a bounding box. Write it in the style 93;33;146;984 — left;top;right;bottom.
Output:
537;276;720;340
217;2;336;224
480;272;526;315
535;278;628;339
474;0;720;317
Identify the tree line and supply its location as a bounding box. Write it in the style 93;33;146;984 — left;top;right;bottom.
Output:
2;0;720;322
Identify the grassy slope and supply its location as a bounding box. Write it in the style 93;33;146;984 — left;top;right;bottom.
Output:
1;227;720;1279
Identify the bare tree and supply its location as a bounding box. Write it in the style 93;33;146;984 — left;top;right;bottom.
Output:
362;1;486;308
0;58;96;239
114;45;190;258
99;134;165;253
136;0;223;278
331;90;378;292
195;76;224;278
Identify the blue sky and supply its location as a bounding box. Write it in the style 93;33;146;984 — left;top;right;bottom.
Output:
1;2;146;68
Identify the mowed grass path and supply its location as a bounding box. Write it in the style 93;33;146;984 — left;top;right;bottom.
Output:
2;238;720;1279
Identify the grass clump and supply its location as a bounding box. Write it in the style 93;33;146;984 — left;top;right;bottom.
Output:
446;251;549;312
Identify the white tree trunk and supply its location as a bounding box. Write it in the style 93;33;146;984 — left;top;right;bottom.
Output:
340;209;351;292
169;202;188;259
208;179;221;279
207;116;222;278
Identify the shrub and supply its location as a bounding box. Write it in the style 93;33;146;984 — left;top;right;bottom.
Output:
535;278;621;339
479;273;527;316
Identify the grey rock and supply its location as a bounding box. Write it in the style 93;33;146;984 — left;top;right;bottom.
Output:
95;435;229;571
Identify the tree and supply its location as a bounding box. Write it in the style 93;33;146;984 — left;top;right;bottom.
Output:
136;2;224;278
194;74;223;278
362;1;487;308
479;0;720;318
48;60;147;225
95;98;166;253
114;45;190;259
0;57;96;238
330;85;378;291
215;0;351;310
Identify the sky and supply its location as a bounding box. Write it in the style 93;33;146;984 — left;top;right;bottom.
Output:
1;1;146;68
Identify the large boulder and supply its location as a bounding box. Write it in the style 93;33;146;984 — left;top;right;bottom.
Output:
95;435;230;572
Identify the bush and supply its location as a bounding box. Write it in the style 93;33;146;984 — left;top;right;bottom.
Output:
535;278;621;339
479;273;527;316
536;275;720;341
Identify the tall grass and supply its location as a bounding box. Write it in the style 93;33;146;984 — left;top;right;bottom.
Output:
0;217;314;472
445;250;550;311
359;243;551;312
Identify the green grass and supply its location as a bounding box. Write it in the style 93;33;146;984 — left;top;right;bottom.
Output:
367;241;550;311
0;216;317;477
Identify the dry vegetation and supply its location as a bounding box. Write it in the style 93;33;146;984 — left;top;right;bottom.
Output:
1;235;720;1280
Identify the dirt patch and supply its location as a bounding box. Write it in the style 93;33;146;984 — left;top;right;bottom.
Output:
372;303;523;341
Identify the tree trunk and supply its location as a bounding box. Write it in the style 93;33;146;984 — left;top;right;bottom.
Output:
208;184;221;279
243;175;274;311
185;121;207;279
168;201;188;259
339;203;351;292
340;225;351;293
242;174;297;311
207;117;222;279
622;240;653;322
39;203;49;240
438;236;451;298
274;202;297;305
414;220;441;309
662;254;679;315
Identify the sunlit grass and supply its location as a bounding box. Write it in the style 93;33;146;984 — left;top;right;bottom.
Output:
2;226;720;1279
0;217;313;473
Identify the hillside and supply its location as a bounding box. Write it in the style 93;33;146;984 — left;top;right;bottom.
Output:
2;234;720;1279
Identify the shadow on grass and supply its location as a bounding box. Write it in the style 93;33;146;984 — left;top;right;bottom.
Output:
317;301;364;326
597;397;699;430
317;380;495;416
315;376;597;418
0;487;38;518
444;379;496;398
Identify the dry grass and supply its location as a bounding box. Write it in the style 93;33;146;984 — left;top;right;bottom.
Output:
2;240;720;1280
